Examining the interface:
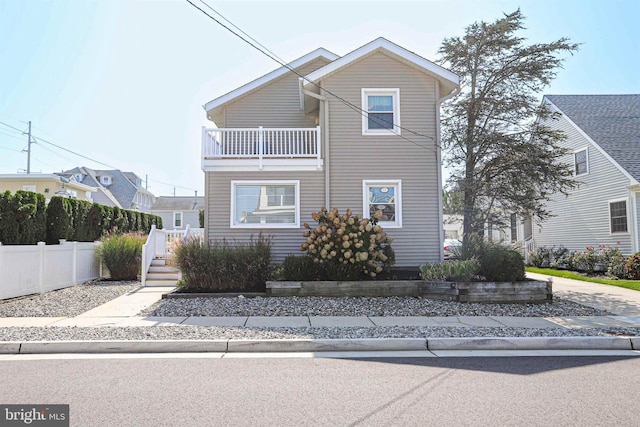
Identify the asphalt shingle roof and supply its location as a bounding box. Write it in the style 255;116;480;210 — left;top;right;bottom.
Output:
546;94;640;181
151;196;205;211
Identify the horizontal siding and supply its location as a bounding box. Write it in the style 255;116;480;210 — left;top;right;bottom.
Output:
533;112;634;254
224;58;330;128
206;170;325;262
323;52;441;266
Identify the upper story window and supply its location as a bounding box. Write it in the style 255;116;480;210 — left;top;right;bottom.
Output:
231;180;299;228
100;175;112;185
609;199;628;234
22;185;37;192
173;212;183;228
363;179;402;228
361;88;400;135
574;148;588;176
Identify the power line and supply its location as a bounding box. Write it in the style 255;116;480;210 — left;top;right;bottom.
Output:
185;0;438;153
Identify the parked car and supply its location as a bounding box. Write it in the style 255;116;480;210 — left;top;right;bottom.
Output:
444;239;462;260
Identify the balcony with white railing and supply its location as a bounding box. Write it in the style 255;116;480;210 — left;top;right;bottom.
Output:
201;126;323;172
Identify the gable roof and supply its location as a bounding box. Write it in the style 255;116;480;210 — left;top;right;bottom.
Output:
546;94;640;182
151;196;205;211
302;37;459;97
203;47;339;121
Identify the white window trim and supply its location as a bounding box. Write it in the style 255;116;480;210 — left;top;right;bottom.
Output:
573;147;589;176
361;88;401;136
230;180;300;229
173;211;183;229
22;185;37;192
362;179;402;228
608;198;630;235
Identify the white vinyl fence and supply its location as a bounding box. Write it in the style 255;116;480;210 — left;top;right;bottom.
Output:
0;241;102;300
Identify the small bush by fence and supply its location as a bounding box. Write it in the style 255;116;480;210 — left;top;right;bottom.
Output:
0;191;162;245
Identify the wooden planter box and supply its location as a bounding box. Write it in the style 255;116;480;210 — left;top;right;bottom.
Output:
266;279;553;304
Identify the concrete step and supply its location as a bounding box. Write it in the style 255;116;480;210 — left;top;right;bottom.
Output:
151;258;171;266
144;279;179;287
149;265;179;274
146;272;180;281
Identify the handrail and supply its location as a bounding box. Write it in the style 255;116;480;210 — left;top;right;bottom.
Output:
141;225;157;286
202;126;321;160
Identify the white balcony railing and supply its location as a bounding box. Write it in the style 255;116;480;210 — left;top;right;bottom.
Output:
202;126;321;170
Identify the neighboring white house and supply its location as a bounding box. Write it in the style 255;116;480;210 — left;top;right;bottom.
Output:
200;37;459;265
530;94;640;255
151;196;205;229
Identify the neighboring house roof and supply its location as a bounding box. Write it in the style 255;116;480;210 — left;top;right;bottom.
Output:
151;196;205;211
545;94;640;183
60;167;155;210
204;47;339;122
302;37;459;97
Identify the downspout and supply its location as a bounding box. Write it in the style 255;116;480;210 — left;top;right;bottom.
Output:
300;78;330;208
436;84;461;262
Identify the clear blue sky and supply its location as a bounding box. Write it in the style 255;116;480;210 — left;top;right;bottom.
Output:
1;0;638;196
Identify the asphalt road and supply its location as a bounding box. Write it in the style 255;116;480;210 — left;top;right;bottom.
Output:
1;355;639;426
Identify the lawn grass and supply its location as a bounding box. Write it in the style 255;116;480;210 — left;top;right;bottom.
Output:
526;267;640;291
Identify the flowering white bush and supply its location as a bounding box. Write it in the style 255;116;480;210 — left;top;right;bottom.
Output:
300;207;394;280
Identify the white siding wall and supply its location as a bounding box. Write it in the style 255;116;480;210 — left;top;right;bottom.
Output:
322;52;441;266
532;112;635;254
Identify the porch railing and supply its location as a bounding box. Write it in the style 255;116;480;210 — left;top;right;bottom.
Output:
202;126;321;169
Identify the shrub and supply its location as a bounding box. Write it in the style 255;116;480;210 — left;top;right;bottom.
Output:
607;250;629;279
625;253;640;280
481;247;526;282
528;245;569;268
0;190;47;245
274;254;324;281
419;259;480;282
98;232;146;280
175;234;272;292
46;196;72;244
458;235;525;282
300;207;395;280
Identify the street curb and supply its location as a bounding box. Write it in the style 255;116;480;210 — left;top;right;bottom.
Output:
0;337;637;354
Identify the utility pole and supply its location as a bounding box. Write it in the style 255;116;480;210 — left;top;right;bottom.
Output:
24;121;34;174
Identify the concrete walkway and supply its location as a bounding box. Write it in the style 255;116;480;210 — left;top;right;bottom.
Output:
1;275;640;355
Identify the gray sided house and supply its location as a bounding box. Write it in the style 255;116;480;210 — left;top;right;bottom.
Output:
60;167;156;212
151;196;205;229
201;37;459;266
532;94;640;255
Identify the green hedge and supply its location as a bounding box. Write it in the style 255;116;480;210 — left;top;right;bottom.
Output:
0;191;47;245
0;191;162;245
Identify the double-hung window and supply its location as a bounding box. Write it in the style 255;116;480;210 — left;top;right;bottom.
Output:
609;199;628;234
231;180;299;228
362;88;400;135
173;212;183;228
363;180;402;228
574;148;588;176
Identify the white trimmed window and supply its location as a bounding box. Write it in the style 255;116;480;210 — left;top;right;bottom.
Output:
231;180;299;228
609;199;629;234
363;180;402;228
22;185;37;192
173;212;183;228
100;175;112;185
574;148;589;176
362;88;400;135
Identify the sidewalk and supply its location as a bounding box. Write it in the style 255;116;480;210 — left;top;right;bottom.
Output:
1;274;639;355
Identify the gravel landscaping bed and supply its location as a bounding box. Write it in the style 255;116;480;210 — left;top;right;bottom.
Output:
0;325;639;341
140;296;612;318
0;281;140;317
